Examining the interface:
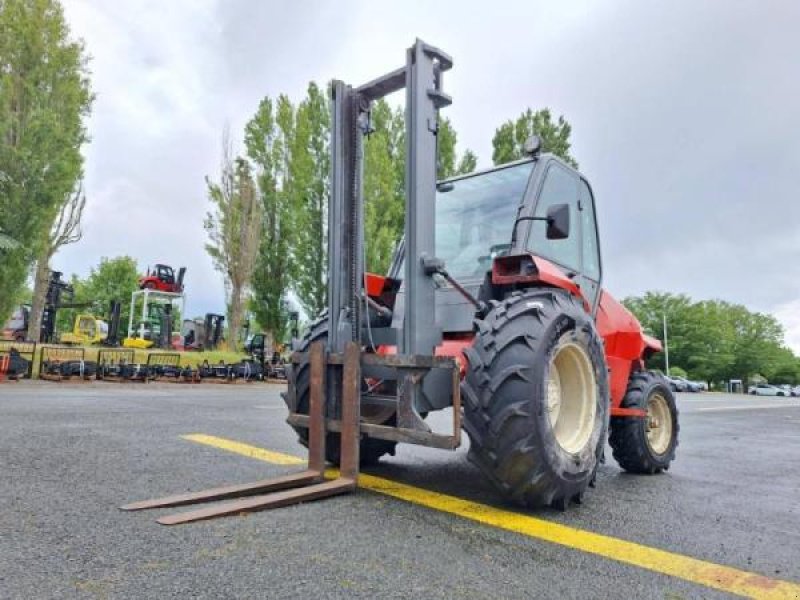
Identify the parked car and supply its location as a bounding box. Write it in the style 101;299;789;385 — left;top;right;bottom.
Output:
677;377;703;393
748;383;786;396
667;375;705;392
792;386;800;397
666;376;687;392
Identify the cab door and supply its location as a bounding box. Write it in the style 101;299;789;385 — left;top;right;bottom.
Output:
577;179;602;312
524;160;581;281
524;160;602;313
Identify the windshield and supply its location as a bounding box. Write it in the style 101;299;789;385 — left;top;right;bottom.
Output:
435;162;533;279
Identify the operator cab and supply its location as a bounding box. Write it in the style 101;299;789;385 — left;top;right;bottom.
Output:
387;144;602;333
155;264;175;284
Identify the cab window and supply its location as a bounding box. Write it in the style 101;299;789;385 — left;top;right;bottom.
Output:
527;163;580;270
579;180;601;281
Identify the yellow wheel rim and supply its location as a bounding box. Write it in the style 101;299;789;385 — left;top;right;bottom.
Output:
646;392;673;455
546;341;597;454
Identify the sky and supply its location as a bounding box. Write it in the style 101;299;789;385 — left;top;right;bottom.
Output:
56;0;800;351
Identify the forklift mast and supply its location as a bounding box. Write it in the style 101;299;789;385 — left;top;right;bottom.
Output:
106;300;122;347
328;39;450;355
325;39;455;422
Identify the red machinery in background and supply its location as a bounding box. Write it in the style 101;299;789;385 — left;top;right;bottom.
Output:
138;264;185;293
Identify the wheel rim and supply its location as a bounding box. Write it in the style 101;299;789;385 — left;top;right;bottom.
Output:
646;392;672;455
546;341;597;454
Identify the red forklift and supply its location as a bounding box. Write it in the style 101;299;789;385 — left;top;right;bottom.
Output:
138;264;186;293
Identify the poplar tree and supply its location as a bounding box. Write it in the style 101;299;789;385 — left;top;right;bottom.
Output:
246;96;295;344
204;131;262;350
291;83;329;316
0;0;92;322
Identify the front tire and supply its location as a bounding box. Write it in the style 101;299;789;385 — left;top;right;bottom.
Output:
283;313;397;466
462;290;609;509
609;371;679;474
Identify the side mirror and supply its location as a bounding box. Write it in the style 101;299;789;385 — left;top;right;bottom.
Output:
546;203;570;240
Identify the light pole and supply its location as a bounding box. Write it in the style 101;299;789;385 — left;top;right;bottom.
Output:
663;313;670;376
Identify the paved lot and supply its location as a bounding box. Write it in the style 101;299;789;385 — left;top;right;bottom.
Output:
2;382;799;599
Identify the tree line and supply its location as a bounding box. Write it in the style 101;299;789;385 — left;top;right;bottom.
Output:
624;292;799;386
204;84;578;348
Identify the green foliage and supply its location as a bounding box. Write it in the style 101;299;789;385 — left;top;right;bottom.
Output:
290;82;329;316
363;100;406;273
437;117;457;179
668;366;688;378
362;105;477;273
439;117;478;178
0;0;93;322
204;135;262;350
245;95;295;339
56;256;139;333
457;149;478;175
491;108;577;167
624;291;796;385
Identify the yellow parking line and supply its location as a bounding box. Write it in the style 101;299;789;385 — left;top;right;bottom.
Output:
182;433;800;600
183;433;305;466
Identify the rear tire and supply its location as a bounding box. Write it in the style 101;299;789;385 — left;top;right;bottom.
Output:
283;313;396;466
462;290;609;509
609;371;679;474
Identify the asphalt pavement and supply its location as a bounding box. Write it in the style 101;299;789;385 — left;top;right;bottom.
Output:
1;382;799;599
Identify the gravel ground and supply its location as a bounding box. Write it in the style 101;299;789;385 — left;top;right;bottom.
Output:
1;382;799;599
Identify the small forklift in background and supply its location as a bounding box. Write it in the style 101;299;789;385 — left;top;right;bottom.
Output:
138;264;186;293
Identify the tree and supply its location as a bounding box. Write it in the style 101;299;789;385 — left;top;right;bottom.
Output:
437;117;458;179
0;0;92;323
457;149;478;175
204;130;262;350
290;82;329;317
27;182;86;340
624;292;696;375
245;95;295;345
56;256;139;334
438;117;478;179
681;300;736;384
724;306;784;387
667;366;688;378
763;347;799;384
238;84;476;332
624;291;794;387
363;100;406;273
491;108;577;167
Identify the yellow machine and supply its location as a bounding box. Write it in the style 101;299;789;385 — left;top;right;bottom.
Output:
60;314;108;345
122;337;153;349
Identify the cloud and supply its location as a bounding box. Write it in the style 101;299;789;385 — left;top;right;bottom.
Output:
55;0;800;345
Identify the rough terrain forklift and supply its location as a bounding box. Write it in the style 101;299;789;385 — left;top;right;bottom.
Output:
123;39;678;524
138;264;185;293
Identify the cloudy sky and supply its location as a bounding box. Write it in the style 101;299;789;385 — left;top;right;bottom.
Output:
56;1;800;350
